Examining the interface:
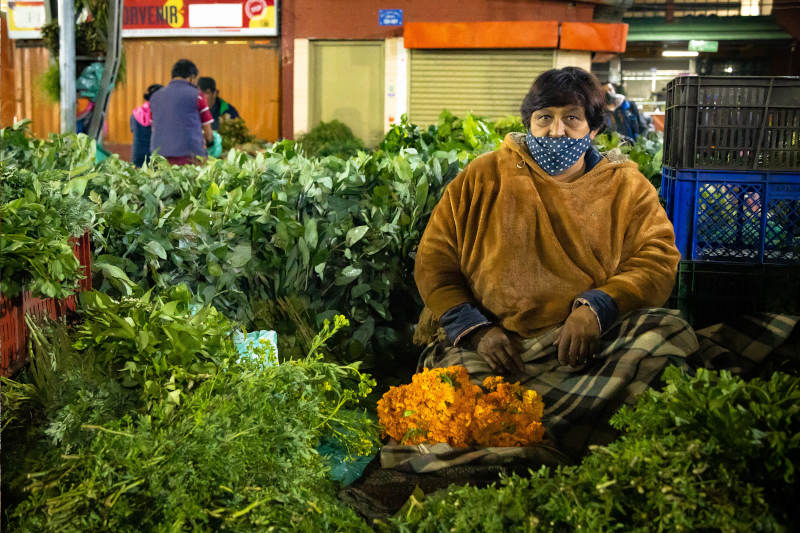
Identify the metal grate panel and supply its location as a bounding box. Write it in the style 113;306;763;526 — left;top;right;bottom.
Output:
409;49;555;127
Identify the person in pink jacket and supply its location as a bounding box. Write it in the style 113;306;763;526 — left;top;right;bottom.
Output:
130;84;162;167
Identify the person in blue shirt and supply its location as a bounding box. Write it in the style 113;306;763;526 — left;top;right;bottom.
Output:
603;83;646;142
197;77;241;131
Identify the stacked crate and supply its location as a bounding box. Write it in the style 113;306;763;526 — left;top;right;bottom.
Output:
661;76;800;329
0;231;92;376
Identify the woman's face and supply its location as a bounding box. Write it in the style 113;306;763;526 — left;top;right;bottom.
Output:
529;105;596;140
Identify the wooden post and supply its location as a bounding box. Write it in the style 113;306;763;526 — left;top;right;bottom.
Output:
1;12;17;126
280;0;294;139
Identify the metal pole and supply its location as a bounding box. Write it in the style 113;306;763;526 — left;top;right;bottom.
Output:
88;0;123;140
58;0;76;133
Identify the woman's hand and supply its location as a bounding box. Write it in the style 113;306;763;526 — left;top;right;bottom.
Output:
554;305;601;368
468;326;525;374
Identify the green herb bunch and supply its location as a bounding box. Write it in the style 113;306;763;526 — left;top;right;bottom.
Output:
380;110;505;159
298;120;366;159
1;122;96;298
218;116;256;152
593;131;664;189
386;366;800;532
2;297;380;532
72;286;236;409
83;132;465;369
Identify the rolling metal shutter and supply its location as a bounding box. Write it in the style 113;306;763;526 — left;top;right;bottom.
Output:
409;49;556;126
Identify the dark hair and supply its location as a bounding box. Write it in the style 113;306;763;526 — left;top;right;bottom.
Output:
520;67;606;132
171;59;199;80
143;84;163;101
197;77;216;92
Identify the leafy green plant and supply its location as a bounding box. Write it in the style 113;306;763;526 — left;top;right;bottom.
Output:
1;122;96;298
491;115;526;137
2;302;380;532
218;116;256;152
594;131;664;189
298;120;366;159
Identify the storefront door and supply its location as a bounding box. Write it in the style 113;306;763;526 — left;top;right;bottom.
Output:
309;41;385;147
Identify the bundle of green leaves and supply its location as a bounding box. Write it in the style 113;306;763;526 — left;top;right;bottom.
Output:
298;120;366;159
1;122;96;298
593;131;664;190
385;366;800;532
218;116;256;152
379;110;506;159
2;292;380;532
80;128;472;369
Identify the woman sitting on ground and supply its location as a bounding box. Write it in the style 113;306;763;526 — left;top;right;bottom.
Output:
414;67;695;459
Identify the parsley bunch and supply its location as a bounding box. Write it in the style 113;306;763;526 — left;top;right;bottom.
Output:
2;295;380;532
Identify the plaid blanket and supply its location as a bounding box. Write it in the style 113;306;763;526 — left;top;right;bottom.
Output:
339;310;798;522
419;308;798;460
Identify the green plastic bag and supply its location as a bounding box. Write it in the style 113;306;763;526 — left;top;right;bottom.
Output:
208;131;222;158
76;62;104;101
95;144;110;163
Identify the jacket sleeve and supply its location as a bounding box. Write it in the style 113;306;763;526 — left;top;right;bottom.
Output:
596;179;680;316
414;174;478;320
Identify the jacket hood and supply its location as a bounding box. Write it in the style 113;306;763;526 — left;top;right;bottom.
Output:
501;132;638;184
133;102;152;127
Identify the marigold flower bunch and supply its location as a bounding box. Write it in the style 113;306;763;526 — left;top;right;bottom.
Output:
470;376;546;447
377;366;481;446
377;366;546;447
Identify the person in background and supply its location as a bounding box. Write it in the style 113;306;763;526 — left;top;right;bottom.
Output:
149;59;214;166
197;77;241;131
602;83;647;142
130;84;163;167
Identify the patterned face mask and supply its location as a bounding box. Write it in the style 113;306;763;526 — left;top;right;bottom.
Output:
525;131;593;176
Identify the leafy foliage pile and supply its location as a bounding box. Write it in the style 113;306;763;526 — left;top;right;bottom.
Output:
297;120;367;159
218;116;257;152
2;291;380;532
82;111;506;369
386;366;800;532
0;122;95;298
594;130;664;189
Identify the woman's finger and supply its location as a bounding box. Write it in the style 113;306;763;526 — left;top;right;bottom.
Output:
557;330;571;365
577;340;589;366
591;339;600;359
568;334;581;367
479;350;500;373
493;346;516;374
502;343;525;373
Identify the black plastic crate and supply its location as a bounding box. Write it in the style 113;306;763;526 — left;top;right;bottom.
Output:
664;76;800;171
667;261;800;330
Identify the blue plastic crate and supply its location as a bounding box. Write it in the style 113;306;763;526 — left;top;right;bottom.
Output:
660;167;800;264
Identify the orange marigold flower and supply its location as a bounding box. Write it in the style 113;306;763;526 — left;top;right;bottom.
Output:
377;368;544;447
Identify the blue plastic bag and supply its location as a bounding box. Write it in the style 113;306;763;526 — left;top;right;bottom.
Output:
234;330;278;366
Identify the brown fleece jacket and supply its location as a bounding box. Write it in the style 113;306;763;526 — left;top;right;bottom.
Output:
414;133;681;339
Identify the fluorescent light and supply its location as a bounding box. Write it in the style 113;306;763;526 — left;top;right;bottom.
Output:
662;51;700;57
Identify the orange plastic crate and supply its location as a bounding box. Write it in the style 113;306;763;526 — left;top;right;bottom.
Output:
1;231;92;376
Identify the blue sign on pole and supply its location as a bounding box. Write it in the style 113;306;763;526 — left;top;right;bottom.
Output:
379;9;403;26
